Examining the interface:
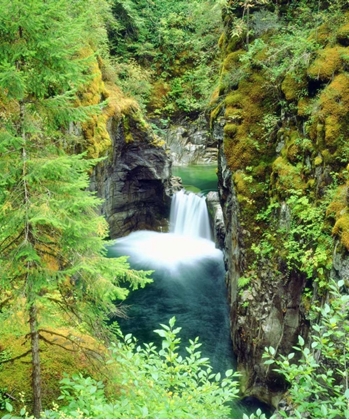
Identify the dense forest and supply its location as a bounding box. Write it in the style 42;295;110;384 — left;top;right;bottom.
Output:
0;0;348;419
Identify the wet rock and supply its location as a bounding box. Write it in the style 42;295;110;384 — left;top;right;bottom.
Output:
213;117;309;408
90;115;172;238
169;176;183;194
164;114;218;165
206;191;225;249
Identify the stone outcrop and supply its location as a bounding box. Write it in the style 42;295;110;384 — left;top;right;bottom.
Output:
90;114;172;238
211;2;349;409
163;114;218;166
206;191;225;250
213;118;310;408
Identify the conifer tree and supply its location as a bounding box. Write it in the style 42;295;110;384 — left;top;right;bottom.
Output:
0;0;151;417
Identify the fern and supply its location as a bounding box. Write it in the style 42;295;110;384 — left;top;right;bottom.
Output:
238;276;251;289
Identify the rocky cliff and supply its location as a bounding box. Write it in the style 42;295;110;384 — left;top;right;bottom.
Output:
90;112;172;238
211;1;349;408
160;114;218;166
78;57;172;239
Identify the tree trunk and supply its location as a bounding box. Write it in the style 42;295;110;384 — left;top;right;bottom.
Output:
29;303;42;418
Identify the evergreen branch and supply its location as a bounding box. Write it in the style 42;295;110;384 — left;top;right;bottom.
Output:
0;350;31;364
38;329;104;358
38;333;78;353
0;297;12;310
0;229;25;255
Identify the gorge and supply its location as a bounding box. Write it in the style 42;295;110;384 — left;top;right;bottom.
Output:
1;0;349;418
97;0;349;412
82;0;349;408
108;189;234;376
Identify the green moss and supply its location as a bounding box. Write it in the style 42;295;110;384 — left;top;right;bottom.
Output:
225;92;244;107
253;162;269;180
224;123;238;136
317;73;349;150
332;212;349;250
218;32;225;49
324;115;341;147
308;21;333;46
226;35;243;54
336;14;349;46
307;178;316;188
147;80;170;113
233;171;249;195
281;72;307;101
297;97;312;117
271;156;306;194
222;50;244;72
321;149;333;164
222;67;276;173
283;130;303;163
210;102;224;124
326;185;347;219
287;142;301;163
77;53;141;158
314;155;323;166
307;46;347;81
121;111;154;145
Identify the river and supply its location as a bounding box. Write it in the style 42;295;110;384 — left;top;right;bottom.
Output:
108;165;248;417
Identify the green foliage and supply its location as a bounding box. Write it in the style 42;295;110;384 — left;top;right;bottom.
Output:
280;193;332;279
108;0;222;115
238;276;252;290
113;59;153;110
0;146;153;329
252;191;332;281
0;0;153;331
43;317;241;419
0;0;152;414
229;0;271;44
0;0;107;117
0;388;12;412
264;279;349;419
240;25;319;89
243;408;268;419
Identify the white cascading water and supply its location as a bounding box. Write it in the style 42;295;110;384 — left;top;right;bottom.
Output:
111;190;220;270
170;189;212;240
108;188;236;379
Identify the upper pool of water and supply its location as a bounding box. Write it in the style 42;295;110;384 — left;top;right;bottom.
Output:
172;164;217;194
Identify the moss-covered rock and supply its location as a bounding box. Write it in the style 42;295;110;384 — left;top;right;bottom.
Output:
74;49;141;159
332;212;349;250
222;50;245;72
336;14;349;46
223;70;275;173
307;46;347;81
317;73;349;152
281;72;307;102
212;0;349;409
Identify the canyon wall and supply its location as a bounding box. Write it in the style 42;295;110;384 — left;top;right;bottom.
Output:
161;114;217;166
78;58;173;239
212;2;349;407
90;113;172;238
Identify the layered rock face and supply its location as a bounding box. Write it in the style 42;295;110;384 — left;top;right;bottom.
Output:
90;114;172;238
214;135;310;407
163;114;218;166
211;2;349;408
206;191;225;249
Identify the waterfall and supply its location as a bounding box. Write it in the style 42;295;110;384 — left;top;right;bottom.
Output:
170;190;212;240
112;190;217;270
108;187;235;378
